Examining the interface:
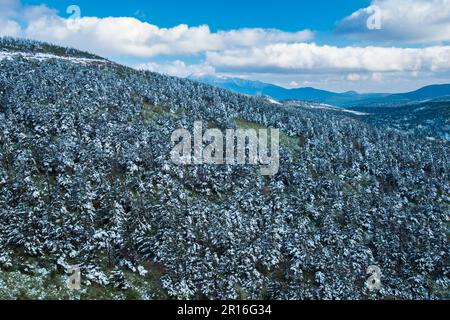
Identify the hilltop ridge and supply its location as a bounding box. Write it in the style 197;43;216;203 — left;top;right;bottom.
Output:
0;37;105;60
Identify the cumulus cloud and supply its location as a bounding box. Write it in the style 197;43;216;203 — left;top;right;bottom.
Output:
0;1;313;57
0;0;21;36
288;81;300;88
336;0;450;44
0;19;21;37
136;60;216;78
206;43;450;73
31;19;312;57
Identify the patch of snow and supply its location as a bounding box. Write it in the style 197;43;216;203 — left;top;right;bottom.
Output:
266;97;282;105
414;106;427;112
340;109;370;116
299;102;370;115
0;50;107;65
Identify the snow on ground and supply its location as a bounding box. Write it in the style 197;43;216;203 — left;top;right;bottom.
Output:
266;97;283;105
300;102;370;115
0;51;107;65
339;109;370;116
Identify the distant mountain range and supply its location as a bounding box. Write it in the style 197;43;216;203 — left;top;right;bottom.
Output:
191;75;450;107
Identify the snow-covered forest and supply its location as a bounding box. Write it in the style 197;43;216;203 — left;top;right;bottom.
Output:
0;38;448;300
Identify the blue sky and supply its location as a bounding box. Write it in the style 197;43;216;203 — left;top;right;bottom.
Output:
1;0;450;92
23;0;371;32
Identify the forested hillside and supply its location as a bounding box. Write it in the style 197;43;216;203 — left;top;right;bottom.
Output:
349;101;450;141
0;39;448;300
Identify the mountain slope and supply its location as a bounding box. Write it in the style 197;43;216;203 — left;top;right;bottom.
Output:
191;75;389;106
0;39;449;300
390;84;450;101
192;75;339;100
192;76;450;107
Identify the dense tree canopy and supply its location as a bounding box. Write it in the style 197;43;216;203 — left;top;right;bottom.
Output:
0;39;448;299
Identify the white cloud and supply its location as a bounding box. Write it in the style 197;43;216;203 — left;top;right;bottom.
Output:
345;72;383;82
347;73;362;81
0;19;21;37
0;0;21;36
288;81;300;88
136;60;216;78
336;0;450;44
372;72;383;81
0;1;313;58
206;43;450;73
